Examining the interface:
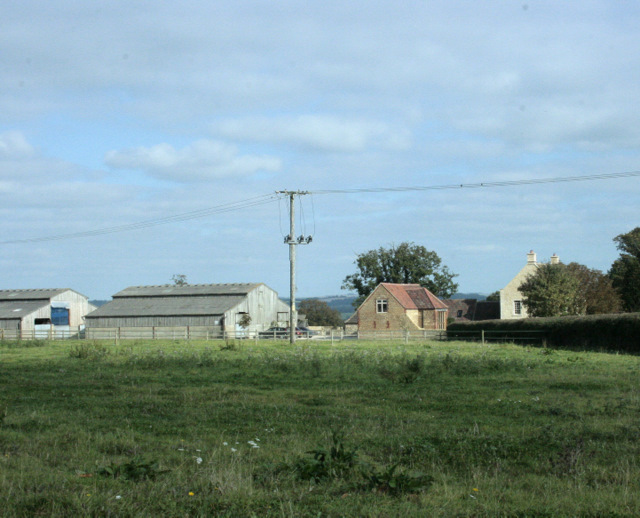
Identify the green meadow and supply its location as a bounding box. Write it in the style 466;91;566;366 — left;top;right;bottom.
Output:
1;339;639;517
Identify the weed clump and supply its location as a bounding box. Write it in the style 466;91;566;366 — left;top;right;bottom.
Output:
287;431;432;496
97;457;169;481
378;354;425;384
68;342;109;359
294;430;358;482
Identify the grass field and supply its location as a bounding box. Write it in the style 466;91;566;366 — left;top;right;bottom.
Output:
1;338;639;517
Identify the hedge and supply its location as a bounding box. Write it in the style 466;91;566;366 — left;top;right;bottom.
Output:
447;313;640;353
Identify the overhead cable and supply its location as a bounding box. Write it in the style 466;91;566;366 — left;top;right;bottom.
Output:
0;193;284;245
309;170;640;195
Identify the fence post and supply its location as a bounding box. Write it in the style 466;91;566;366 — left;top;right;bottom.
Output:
482;330;485;346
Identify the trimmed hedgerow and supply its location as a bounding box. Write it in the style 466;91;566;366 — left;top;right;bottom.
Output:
448;313;640;353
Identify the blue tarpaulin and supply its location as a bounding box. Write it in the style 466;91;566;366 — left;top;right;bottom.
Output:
51;306;69;326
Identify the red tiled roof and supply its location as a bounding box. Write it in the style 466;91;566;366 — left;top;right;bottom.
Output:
381;283;448;310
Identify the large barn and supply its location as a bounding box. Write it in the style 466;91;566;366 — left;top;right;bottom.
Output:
0;289;96;338
84;283;291;339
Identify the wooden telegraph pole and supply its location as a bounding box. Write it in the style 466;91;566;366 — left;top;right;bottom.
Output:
277;190;312;344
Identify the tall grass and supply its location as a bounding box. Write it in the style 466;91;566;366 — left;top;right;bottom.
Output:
0;339;639;516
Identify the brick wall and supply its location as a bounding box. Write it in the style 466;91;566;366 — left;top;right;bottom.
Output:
357;285;421;332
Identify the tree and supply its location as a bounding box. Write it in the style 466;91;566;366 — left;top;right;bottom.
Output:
172;274;188;286
342;242;458;306
609;227;640;312
298;299;344;327
486;291;500;302
238;313;252;328
566;262;621;314
519;263;583;317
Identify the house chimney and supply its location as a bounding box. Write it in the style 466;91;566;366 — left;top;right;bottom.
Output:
550;253;560;265
527;250;537;264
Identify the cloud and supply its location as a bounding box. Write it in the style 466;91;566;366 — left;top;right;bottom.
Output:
211;115;412;153
104;139;282;182
0;131;35;159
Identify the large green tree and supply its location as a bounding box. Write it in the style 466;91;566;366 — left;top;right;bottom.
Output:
342;242;458;306
609;227;640;312
566;262;621;314
519;263;583;317
298;299;344;327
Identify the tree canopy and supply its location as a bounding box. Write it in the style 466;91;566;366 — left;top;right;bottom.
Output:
520;261;622;318
172;274;188;286
609;227;640;312
486;291;500;302
566;262;621;315
519;263;583;317
298;299;344;327
342;242;458;306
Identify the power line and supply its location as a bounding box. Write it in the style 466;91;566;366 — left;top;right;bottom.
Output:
0;193;283;245
1;170;637;245
309;170;640;195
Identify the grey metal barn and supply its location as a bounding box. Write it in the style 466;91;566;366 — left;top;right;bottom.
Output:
0;289;96;339
84;283;291;339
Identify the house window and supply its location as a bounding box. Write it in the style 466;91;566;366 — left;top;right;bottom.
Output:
457;310;463;318
514;300;522;316
376;299;388;313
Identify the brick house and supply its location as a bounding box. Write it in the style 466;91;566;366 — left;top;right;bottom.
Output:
356;283;448;332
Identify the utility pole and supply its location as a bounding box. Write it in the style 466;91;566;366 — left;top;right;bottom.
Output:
277;190;312;344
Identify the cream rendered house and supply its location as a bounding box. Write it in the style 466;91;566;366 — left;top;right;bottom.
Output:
499;251;559;319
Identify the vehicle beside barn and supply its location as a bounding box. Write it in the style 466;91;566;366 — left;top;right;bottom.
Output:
0;288;96;339
84;283;291;339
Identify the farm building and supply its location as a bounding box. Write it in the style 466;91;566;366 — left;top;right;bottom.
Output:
0;289;96;338
354;283;449;336
442;299;500;322
84;283;291;339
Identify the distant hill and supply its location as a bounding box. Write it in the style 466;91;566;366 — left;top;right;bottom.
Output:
450;293;488;301
316;295;358;317
282;295;358;319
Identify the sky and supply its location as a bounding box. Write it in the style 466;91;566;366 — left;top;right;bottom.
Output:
1;1;639;301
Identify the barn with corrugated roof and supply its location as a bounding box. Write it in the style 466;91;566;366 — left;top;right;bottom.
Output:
84;283;291;339
0;288;96;338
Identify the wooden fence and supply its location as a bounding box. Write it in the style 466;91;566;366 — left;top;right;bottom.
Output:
0;327;85;340
0;326;546;345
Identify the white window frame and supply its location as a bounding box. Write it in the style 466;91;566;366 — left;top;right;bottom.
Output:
514;300;522;316
376;299;388;313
